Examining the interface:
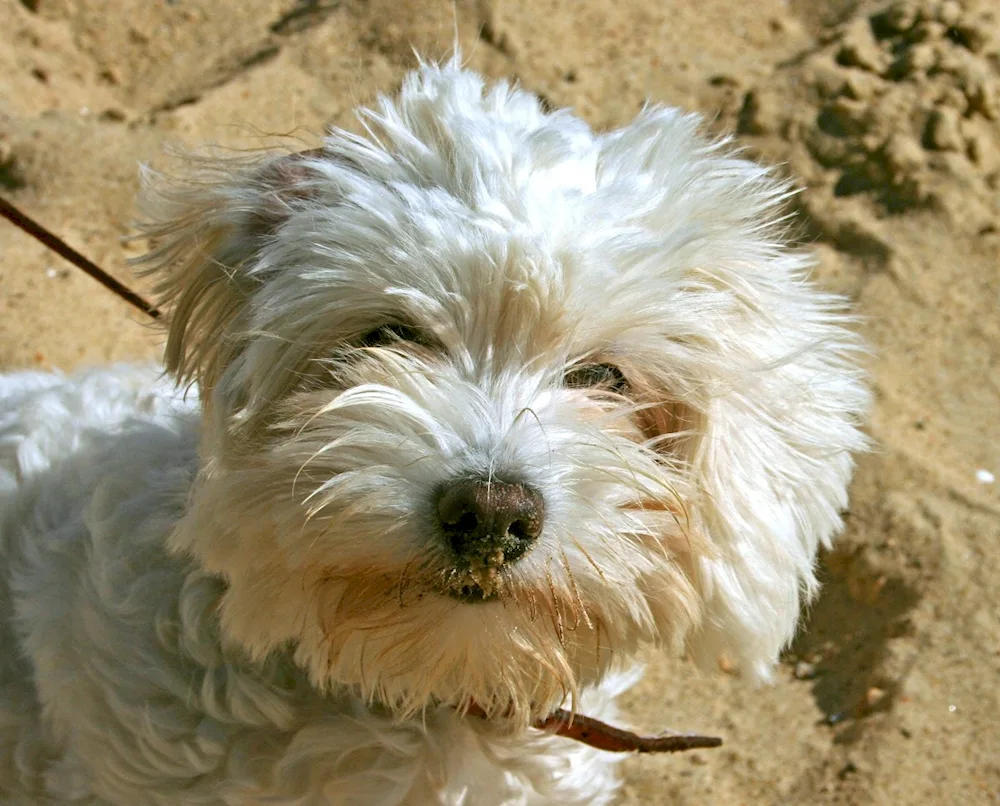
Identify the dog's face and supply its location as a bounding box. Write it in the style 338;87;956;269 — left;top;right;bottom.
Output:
139;63;869;725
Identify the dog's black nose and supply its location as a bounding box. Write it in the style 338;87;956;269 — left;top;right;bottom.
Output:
436;478;544;563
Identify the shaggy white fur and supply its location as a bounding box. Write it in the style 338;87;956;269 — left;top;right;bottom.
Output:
0;59;869;805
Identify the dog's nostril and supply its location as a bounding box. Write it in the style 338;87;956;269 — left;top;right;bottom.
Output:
507;518;532;542
436;477;544;560
450;512;479;533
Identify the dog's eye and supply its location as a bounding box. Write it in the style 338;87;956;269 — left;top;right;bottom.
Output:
358;323;424;348
563;363;629;394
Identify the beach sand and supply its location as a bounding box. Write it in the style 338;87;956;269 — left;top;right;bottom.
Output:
2;0;998;802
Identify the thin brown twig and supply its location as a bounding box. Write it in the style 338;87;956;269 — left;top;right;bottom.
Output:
0;195;161;320
467;703;723;754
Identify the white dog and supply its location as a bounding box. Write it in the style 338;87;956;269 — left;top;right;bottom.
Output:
0;59;869;805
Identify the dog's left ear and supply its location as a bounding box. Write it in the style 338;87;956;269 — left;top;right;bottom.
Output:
134;149;326;399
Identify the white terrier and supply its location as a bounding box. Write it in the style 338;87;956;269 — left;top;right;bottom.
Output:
0;60;869;805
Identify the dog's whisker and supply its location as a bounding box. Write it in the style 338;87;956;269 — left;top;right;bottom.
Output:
558;547;592;632
542;562;567;646
396;556;418;609
567;538;608;586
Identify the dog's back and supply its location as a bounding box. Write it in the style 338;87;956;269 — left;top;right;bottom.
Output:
0;366;616;806
0;367;198;804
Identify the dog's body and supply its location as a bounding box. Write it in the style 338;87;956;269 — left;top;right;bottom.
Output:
0;61;869;805
0;367;625;805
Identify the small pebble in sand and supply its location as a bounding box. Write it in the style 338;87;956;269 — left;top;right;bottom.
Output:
881;1;920;35
925;107;964;150
975;468;995;484
865;686;887;708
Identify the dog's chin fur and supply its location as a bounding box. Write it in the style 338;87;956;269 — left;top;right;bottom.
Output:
0;58;869;804
177;360;705;731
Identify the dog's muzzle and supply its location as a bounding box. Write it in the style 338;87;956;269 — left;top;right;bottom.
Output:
435;477;544;601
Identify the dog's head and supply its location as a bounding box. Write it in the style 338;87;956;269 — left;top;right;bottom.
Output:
137;60;869;727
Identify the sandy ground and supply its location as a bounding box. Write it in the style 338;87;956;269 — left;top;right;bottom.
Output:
1;0;999;802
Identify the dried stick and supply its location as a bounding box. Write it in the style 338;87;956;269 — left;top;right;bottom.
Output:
467;703;723;754
0;195;161;320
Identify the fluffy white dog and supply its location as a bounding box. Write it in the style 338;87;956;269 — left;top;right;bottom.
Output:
0;59;869;805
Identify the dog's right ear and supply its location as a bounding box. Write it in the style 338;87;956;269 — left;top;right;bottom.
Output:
133;149;327;399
